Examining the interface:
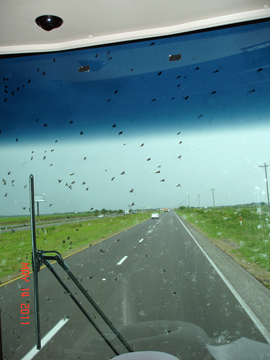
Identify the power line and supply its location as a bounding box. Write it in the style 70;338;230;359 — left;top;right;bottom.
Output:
215;167;260;191
197;164;269;201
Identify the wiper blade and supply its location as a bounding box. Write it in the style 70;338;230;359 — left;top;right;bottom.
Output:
29;174;133;356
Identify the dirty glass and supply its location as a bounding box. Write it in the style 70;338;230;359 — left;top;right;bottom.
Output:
0;19;270;360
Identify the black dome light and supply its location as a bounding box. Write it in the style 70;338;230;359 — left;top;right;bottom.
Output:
35;15;63;31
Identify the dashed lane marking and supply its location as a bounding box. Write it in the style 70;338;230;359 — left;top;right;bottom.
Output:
117;256;128;265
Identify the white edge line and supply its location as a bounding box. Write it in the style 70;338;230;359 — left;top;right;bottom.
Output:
139;238;144;242
175;212;270;344
117;255;128;265
21;318;69;360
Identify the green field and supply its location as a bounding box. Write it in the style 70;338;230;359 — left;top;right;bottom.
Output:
0;212;150;283
0;211;108;227
176;206;270;289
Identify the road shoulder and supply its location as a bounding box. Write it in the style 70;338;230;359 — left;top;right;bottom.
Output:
176;213;270;338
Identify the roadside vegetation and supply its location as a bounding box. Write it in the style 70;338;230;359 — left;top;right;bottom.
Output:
0;209;125;227
176;205;270;289
0;211;150;283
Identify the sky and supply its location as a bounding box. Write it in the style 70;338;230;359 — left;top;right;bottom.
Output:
1;20;270;216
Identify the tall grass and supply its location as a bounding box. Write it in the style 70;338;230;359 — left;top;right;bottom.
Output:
0;212;97;227
0;212;150;281
176;207;270;274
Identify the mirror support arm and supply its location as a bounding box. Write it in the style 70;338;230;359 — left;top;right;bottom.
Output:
42;256;121;355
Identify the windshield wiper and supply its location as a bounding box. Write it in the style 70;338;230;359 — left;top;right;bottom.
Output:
29;174;133;356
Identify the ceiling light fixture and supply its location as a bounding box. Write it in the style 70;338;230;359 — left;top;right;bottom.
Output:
35;15;63;31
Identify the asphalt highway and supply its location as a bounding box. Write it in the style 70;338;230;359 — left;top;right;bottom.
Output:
1;211;270;360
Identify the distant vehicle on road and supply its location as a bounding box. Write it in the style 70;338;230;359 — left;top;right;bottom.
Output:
98;214;104;218
164;208;168;212
151;212;159;219
124;210;130;215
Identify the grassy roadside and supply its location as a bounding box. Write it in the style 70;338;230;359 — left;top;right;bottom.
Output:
0;212;97;227
0;212;151;283
175;207;270;290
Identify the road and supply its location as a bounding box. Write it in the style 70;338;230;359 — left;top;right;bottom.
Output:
1;211;270;359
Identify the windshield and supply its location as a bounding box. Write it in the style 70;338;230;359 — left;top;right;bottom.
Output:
1;19;270;360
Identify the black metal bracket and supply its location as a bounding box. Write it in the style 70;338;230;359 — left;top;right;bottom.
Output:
29;174;133;355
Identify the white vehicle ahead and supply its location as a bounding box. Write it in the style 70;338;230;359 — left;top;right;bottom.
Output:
151;213;159;219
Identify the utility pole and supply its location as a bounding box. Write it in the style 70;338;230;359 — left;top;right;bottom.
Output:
259;163;270;214
210;189;215;207
188;196;190;208
198;194;200;208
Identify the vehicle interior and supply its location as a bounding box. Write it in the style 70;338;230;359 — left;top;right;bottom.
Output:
1;1;270;359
